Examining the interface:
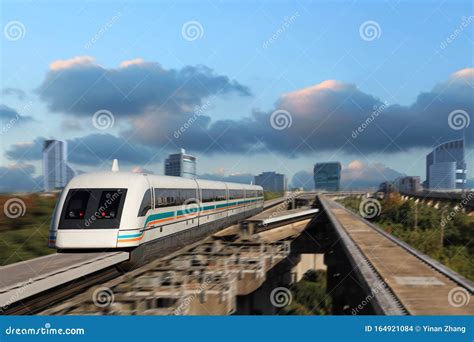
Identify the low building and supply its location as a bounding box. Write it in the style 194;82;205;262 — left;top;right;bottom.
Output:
394;176;422;193
254;172;287;192
378;181;395;194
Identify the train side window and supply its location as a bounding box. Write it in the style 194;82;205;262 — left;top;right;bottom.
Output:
229;189;244;200
138;189;152;217
202;189;226;202
155;188;194;207
65;190;90;219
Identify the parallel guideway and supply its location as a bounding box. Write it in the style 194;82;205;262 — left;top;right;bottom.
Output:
321;195;474;315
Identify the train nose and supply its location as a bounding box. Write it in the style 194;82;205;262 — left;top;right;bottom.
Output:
55;229;120;248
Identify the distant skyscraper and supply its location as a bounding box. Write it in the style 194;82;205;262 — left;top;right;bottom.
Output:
254;172;287;192
164;148;197;178
314;162;341;191
43;140;75;191
426;139;466;190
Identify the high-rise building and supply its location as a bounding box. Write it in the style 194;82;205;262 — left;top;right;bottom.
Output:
164;148;197;179
426;139;466;190
43;139;75;191
254;172;287;192
313;162;341;191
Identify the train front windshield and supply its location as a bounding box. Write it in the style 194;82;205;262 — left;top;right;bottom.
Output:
59;188;127;229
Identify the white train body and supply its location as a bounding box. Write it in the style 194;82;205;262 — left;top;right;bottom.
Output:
49;171;264;253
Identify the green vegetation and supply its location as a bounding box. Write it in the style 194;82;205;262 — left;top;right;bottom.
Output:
264;191;284;201
337;194;474;281
281;270;331;315
0;194;58;265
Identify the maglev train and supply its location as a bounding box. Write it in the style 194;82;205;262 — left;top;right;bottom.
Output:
49;163;264;265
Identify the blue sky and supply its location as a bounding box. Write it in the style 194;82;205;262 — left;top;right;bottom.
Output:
1;0;473;190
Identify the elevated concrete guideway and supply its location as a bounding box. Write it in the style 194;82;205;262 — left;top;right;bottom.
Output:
0;197;290;314
41;204;318;315
318;195;474;315
0;252;129;310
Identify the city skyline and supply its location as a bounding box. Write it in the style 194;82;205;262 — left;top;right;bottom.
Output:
0;0;472;192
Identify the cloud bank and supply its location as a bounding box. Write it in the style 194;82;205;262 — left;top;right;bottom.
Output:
37;56;251;117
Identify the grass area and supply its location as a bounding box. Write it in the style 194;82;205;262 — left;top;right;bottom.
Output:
337;194;474;281
281;270;331;315
0;194;58;265
264;191;284;201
